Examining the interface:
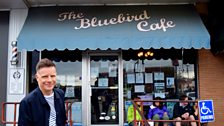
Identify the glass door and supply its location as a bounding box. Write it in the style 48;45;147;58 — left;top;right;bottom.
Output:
89;55;119;125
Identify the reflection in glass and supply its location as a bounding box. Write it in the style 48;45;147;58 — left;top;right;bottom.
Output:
54;61;82;123
90;56;119;124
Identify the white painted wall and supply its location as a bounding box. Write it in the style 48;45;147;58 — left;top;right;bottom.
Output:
6;9;28;126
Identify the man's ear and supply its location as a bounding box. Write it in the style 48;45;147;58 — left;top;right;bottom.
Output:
35;73;38;80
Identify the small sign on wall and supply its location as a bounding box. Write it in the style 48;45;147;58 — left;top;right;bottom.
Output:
9;68;24;94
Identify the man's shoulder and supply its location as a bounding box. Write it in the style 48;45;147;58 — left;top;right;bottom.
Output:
173;102;180;108
54;88;64;94
21;88;39;102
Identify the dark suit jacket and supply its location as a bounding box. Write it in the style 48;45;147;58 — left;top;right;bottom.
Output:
18;87;67;126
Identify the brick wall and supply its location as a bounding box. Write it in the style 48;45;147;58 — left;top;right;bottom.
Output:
198;49;224;126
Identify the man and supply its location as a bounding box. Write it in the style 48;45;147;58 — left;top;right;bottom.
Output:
127;96;142;126
18;58;67;126
173;94;196;126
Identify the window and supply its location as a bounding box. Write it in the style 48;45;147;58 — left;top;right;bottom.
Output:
122;49;197;121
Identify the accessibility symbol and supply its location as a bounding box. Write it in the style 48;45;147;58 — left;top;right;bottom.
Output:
198;100;215;123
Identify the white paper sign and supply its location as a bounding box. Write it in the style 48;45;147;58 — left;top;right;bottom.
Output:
136;73;144;84
145;73;153;83
166;77;175;88
134;85;145;93
127;73;135;84
65;86;75;98
154;72;164;80
9;68;24;94
109;64;117;77
98;78;108;87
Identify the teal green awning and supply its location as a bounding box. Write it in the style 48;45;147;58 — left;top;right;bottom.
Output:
17;5;210;51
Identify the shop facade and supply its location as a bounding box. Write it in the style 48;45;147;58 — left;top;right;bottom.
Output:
7;4;224;126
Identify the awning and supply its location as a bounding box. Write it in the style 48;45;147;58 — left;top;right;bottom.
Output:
17;4;210;51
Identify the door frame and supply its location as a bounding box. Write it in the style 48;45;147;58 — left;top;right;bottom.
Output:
82;51;124;126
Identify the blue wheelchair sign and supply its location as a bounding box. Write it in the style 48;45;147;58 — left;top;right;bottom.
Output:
198;100;215;123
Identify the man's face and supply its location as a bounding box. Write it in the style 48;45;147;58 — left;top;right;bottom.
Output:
181;97;189;106
35;66;57;95
134;98;141;105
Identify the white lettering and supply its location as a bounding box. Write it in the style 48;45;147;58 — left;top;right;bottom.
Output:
74;19;90;29
139;10;150;20
91;17;98;27
117;14;125;23
201;115;214;120
58;12;84;21
137;18;175;32
137;21;150;31
58;10;175;32
109;18;117;24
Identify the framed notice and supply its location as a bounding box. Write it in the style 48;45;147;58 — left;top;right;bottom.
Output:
134;85;145;93
136;73;144;84
166;77;175;88
127;73;135;84
65;86;75;98
145;73;153;83
109;63;117;77
155;83;165;89
154;72;164;81
9;68;24;94
98;78;108;87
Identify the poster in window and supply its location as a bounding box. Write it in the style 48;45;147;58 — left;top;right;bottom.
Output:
154;83;165;90
109;63;117;77
154;72;164;81
134;85;145;93
65;86;75;98
98;78;108;87
136;73;144;84
127;73;135;84
145;73;153;83
166;77;175;88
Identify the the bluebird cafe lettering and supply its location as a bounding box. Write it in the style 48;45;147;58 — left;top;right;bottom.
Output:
57;10;175;32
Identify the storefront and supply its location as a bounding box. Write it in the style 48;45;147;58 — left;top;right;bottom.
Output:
8;4;210;126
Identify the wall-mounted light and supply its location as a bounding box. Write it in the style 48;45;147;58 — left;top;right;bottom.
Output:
10;41;18;65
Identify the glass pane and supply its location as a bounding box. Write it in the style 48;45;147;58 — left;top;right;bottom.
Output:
90;56;119;124
123;57;197;122
54;61;82;123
